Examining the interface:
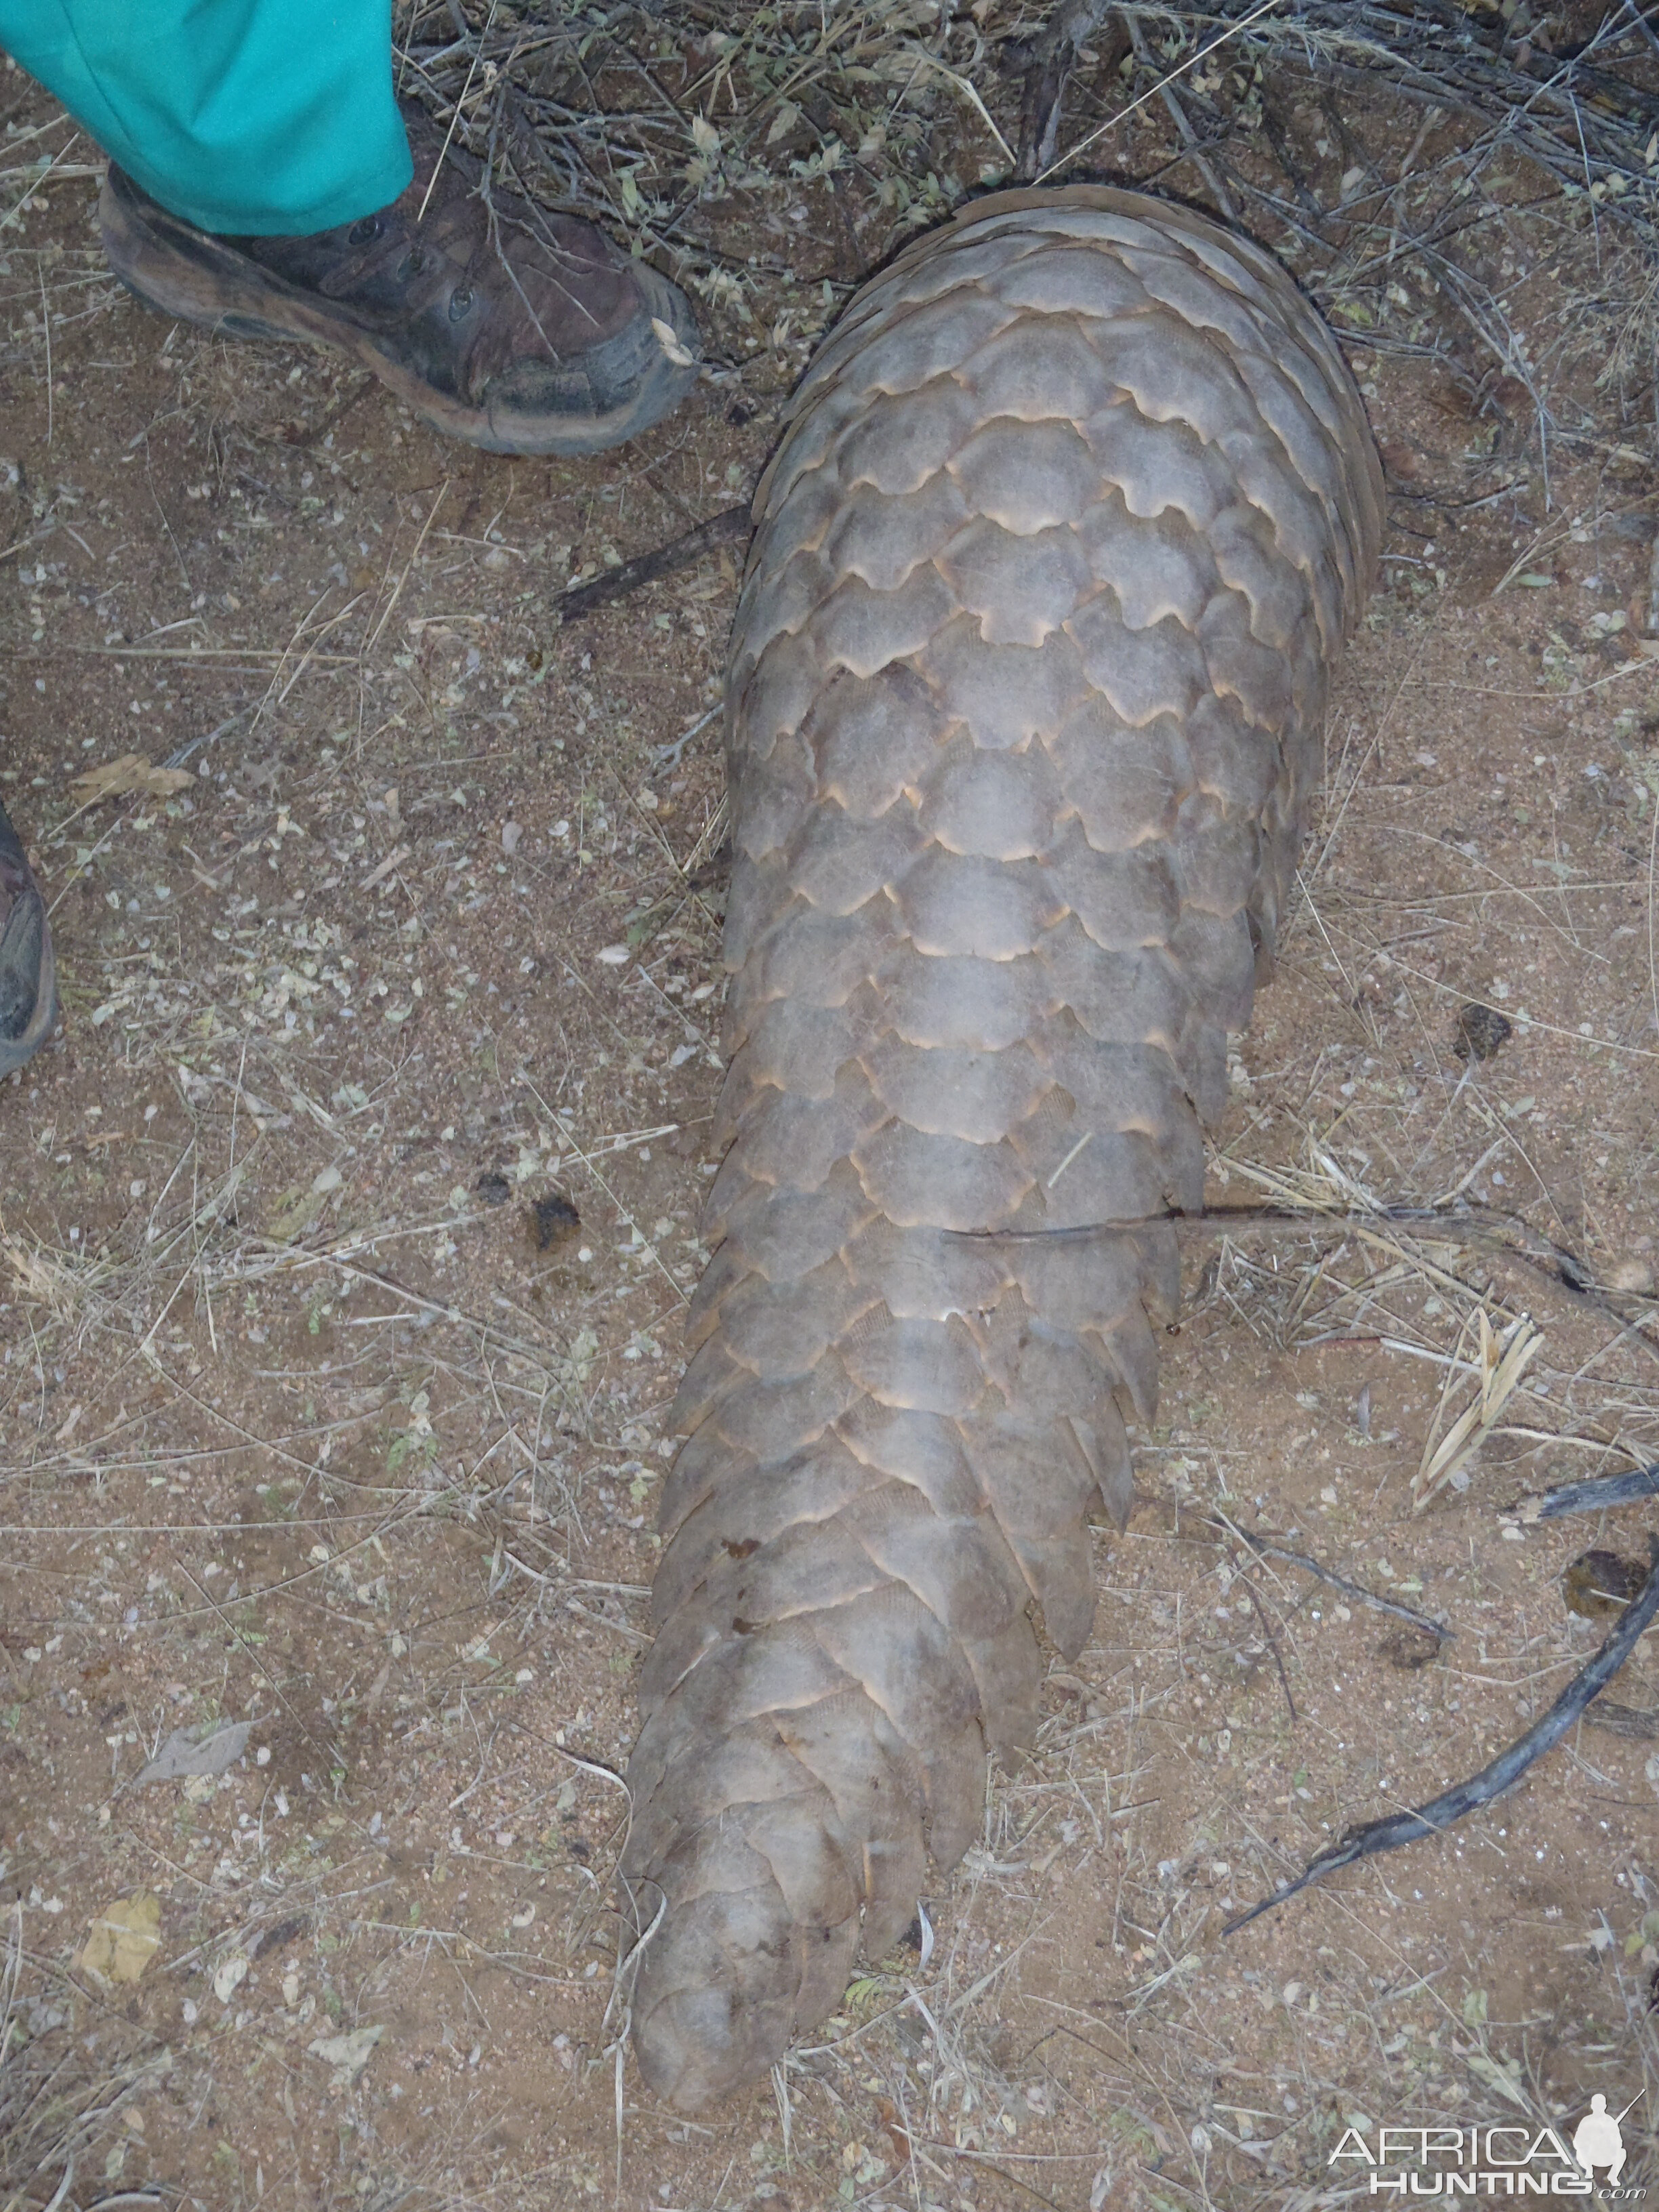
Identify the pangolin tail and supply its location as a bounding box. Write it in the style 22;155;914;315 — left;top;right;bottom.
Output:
621;186;1383;2110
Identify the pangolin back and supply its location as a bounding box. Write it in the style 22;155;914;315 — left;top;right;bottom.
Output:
622;186;1383;2108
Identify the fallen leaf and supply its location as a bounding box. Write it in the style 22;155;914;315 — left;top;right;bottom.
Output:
135;1719;250;1785
81;1893;161;1985
874;2093;913;2166
213;1950;251;2005
650;316;697;371
308;2024;385;2085
361;842;411;890
264;1185;327;1243
69;754;192;804
1464;2049;1528;2109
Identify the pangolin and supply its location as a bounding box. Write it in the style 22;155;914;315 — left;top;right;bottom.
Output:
621;186;1384;2108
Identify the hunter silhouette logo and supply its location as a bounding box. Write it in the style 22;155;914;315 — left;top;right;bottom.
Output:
1573;2093;1637;2188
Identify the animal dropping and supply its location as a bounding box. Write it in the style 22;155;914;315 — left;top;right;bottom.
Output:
527;1189;581;1250
1454;1000;1513;1063
621;187;1382;2109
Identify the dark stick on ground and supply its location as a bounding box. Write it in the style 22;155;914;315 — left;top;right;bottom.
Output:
950;1200;1586;1262
1584;1699;1659;1742
283;373;379;449
1011;1;1126;179
951;1200;1659;1351
1236;1573;1298;1723
1166;1200;1594;1286
1205;1509;1454;1643
953;1200;1590;1286
557;501;750;624
1124;11;1237;222
1503;1466;1659;1525
1256;90;1330;230
1224;1535;1659;1933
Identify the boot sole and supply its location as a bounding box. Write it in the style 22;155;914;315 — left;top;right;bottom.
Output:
100;167;700;457
0;890;58;1080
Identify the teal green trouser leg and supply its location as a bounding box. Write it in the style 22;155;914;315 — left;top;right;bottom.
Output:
0;0;412;234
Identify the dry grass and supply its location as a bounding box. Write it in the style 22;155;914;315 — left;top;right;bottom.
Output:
0;1908;170;2212
399;0;1659;457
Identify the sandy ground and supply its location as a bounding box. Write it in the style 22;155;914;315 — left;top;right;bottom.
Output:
3;17;1659;2211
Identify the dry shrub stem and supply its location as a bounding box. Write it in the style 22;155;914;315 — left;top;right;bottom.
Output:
1227;1536;1659;1933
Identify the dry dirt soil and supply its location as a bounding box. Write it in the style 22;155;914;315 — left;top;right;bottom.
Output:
3;26;1659;2212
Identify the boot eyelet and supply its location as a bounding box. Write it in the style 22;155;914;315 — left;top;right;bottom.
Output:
397;247;427;281
346;216;382;246
448;285;474;322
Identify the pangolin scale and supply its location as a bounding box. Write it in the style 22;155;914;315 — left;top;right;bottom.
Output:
621;186;1384;2108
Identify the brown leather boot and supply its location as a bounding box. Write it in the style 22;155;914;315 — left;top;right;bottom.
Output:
99;104;700;455
0;801;57;1080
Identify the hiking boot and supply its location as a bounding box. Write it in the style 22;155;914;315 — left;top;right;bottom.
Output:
0;802;58;1080
98;104;700;456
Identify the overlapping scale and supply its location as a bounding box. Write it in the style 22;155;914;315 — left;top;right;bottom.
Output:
623;186;1382;2112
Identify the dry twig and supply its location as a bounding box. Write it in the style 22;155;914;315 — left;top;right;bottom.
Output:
1226;1536;1659;1932
558;503;750;624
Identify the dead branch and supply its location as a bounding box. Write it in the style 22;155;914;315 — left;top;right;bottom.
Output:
953;1200;1659;1351
1009;1;1128;179
1092;3;1659;242
1502;1465;1659;1526
1204;1509;1454;1644
557;501;750;623
1583;1699;1659;1742
1225;1535;1659;1933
